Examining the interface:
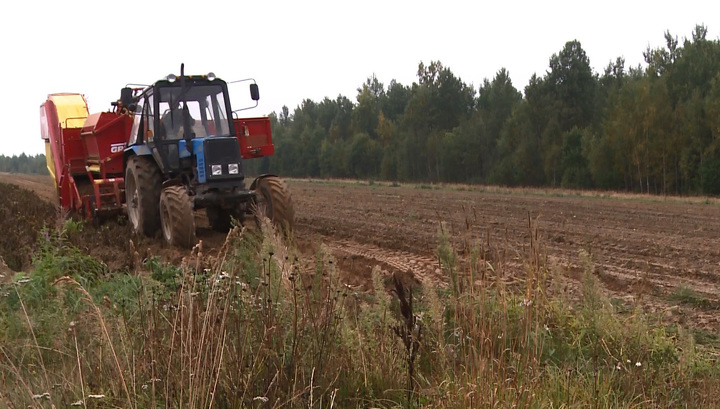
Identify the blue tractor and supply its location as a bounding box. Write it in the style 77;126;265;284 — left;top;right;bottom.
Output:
120;65;294;247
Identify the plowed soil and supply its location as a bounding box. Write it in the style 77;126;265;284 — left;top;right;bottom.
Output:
291;181;720;334
3;173;720;334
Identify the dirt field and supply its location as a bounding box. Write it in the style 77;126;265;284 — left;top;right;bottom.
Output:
3;172;720;332
295;180;720;334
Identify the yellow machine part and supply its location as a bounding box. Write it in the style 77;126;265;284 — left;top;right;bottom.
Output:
44;93;89;188
44;141;57;189
49;93;88;129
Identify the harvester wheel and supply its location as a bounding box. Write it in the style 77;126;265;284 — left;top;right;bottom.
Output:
206;206;243;233
254;177;295;234
159;185;196;248
125;156;161;237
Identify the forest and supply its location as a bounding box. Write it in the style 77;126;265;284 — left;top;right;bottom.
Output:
0;153;47;175
246;25;720;195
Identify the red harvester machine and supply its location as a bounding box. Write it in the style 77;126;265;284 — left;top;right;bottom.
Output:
40;93;130;220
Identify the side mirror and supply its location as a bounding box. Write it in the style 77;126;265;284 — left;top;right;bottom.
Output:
120;87;135;109
250;83;260;101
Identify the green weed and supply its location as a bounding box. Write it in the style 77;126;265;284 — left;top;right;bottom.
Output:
1;217;720;408
670;285;719;310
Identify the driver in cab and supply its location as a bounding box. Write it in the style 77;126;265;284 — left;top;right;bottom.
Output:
160;104;195;140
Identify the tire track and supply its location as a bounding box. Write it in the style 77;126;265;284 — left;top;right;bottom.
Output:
324;238;448;287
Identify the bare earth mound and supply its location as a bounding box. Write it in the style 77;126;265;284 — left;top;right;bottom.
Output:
0;173;232;273
0;181;56;272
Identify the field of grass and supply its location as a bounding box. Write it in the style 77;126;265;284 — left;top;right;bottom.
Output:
2;215;720;408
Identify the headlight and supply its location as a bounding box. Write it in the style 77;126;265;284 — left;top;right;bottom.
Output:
211;165;222;176
228;163;239;174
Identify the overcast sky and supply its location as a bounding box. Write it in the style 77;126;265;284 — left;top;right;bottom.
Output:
1;0;718;156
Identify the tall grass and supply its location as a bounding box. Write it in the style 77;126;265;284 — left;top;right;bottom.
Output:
1;214;719;408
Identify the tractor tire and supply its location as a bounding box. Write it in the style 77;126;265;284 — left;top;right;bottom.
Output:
125;156;162;237
254;176;295;234
206;206;244;233
159;185;196;248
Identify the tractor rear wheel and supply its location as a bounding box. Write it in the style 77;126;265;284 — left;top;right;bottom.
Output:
125;156;161;237
254;177;295;234
159;185;196;248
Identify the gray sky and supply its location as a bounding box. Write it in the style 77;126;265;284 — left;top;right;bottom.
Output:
1;0;717;156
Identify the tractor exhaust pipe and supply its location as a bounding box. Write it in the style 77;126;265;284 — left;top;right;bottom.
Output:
179;63;194;153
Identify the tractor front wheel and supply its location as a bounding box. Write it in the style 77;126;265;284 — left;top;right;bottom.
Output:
254;176;295;234
159;185;196;248
125;156;161;237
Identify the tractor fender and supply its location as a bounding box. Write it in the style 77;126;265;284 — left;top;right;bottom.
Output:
124;145;152;165
126;145;152;157
123;145;153;173
249;174;279;190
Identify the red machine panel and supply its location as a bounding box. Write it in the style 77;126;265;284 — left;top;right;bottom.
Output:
233;117;274;159
81;112;132;176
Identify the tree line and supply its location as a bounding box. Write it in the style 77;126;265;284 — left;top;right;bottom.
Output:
246;25;720;195
0;154;47;175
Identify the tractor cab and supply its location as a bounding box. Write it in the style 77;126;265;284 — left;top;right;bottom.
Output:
155;79;231;140
126;74;253;192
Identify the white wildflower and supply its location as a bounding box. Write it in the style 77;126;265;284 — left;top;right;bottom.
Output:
87;394;106;399
70;400;84;406
635;362;642;367
31;392;50;400
253;396;269;402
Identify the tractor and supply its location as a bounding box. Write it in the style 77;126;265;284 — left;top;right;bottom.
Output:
40;65;294;247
